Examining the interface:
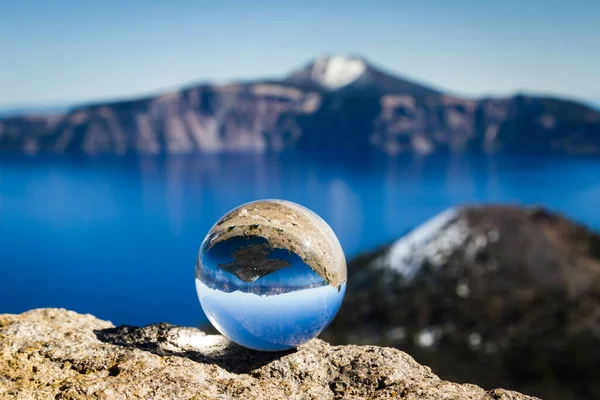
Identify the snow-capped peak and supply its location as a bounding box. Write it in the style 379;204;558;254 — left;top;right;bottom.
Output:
309;56;367;90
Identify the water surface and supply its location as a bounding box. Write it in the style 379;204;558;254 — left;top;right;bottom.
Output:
1;152;599;326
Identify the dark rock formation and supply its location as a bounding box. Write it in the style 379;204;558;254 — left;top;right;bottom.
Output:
0;308;536;399
1;56;599;155
322;205;600;400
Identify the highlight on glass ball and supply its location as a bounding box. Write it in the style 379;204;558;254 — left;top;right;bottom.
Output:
195;199;347;351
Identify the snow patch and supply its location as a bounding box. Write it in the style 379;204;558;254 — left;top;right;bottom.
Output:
488;229;500;243
466;234;487;262
385;327;406;342
310;56;367;90
417;330;435;347
381;208;469;281
468;332;482;350
456;280;470;298
416;327;443;348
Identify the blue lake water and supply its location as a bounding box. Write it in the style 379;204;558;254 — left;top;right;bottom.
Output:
1;152;600;327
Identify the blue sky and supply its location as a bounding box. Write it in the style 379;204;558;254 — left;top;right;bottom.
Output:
1;0;599;107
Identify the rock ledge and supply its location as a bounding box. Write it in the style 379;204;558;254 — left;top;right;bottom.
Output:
0;308;536;399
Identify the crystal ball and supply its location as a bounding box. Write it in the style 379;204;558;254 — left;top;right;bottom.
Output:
195;199;347;351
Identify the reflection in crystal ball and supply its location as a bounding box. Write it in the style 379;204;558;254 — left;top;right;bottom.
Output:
195;199;347;351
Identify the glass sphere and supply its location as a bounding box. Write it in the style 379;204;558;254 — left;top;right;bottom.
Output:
195;199;347;351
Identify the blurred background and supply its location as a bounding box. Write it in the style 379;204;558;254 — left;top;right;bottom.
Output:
1;1;600;399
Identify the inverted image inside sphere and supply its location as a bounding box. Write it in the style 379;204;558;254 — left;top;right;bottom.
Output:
196;236;346;351
195;199;347;352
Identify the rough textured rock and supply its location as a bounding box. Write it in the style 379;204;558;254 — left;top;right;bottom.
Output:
1;57;599;155
322;205;600;400
0;308;536;399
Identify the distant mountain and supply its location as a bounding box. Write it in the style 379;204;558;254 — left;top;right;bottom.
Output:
1;56;599;155
0;104;71;118
323;205;600;400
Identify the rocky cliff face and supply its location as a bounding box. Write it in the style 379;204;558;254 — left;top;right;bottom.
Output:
0;308;536;399
322;205;600;400
2;56;599;155
0;84;321;155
